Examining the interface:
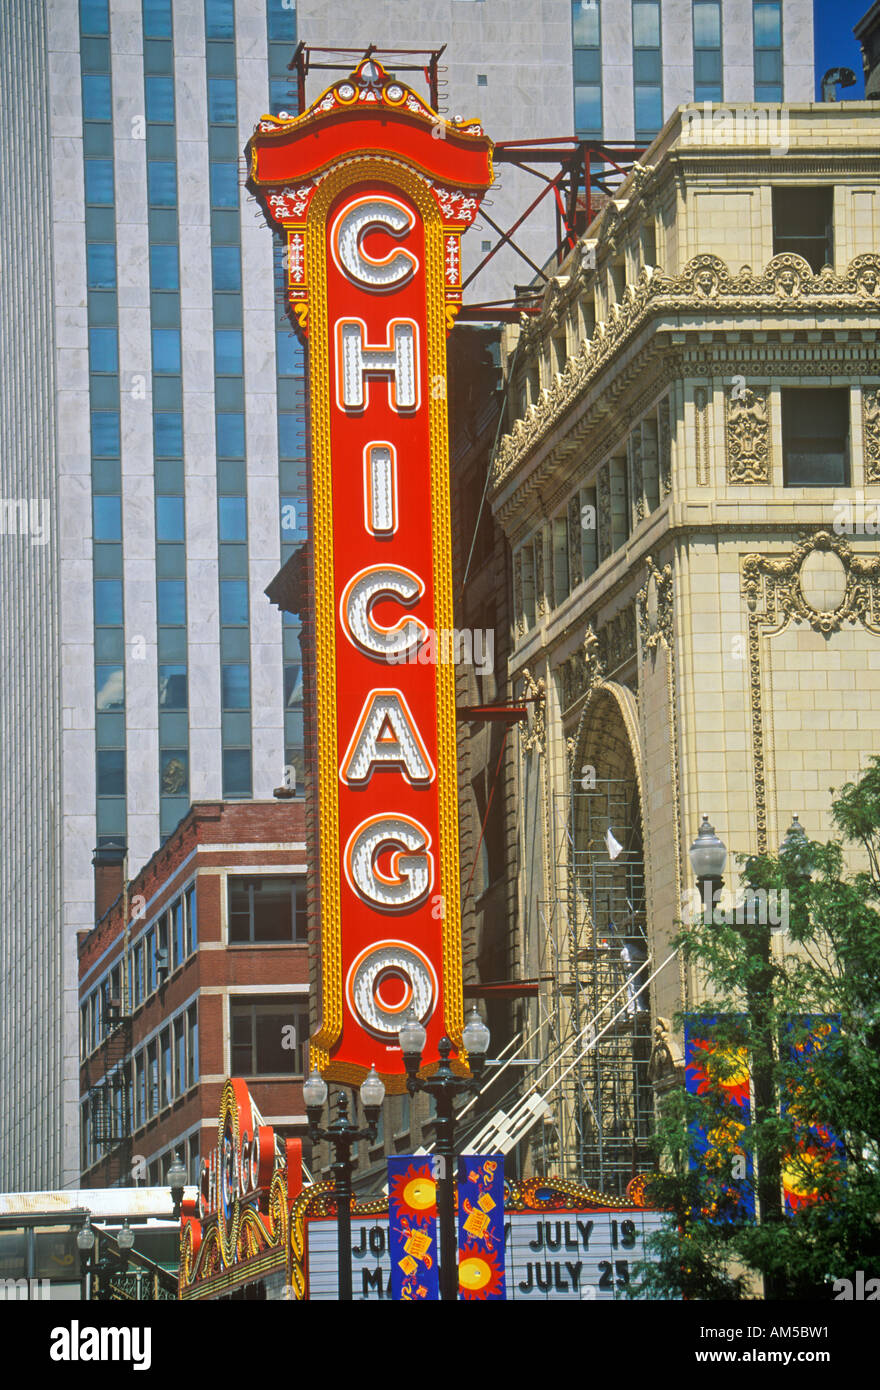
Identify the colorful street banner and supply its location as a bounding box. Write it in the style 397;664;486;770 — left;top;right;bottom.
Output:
247;61;493;1091
684;1015;755;1220
387;1156;439;1300
782;1014;845;1213
457;1156;506;1300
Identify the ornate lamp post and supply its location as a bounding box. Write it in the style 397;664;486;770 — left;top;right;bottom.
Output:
303;1064;386;1301
398;1006;491;1302
690;813;810;1299
167;1151;188;1220
77;1213;135;1300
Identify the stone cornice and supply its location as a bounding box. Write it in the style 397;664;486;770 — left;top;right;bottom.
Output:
491;251;880;529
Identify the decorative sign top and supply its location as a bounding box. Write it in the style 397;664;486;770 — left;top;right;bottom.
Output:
247;64;493;1091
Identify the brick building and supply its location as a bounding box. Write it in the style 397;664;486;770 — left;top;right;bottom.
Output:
78;801;309;1187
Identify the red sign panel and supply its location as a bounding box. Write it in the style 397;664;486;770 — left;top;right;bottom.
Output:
248;61;493;1088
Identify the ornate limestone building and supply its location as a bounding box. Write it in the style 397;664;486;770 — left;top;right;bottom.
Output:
488;102;880;1191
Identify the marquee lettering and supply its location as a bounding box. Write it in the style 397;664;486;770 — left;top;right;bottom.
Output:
248;58;493;1086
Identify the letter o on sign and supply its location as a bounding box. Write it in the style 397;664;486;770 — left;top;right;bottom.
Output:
346;941;437;1039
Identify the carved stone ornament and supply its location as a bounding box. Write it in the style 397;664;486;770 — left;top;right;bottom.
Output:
519;668;546;756
863;386;880;484
557;623;607;715
647;1017;685;1084
637;556;673;654
491;250;880;490
726;383;770;484
742;530;880;851
658;394;672;496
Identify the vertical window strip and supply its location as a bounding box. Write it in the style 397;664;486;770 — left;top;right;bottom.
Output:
269;0;305;798
205;2;251;799
81;0;126;851
571;0;602;140
692;1;723;104
753;1;783;102
143;1;189;841
632;1;663;142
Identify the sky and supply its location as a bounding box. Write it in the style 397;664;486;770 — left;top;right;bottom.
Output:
813;0;870;98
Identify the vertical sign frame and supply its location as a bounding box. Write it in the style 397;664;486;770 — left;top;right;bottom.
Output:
247;60;493;1090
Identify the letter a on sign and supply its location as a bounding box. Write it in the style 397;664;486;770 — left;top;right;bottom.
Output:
247;60;493;1089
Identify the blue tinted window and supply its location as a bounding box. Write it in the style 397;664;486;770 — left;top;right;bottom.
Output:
205;0;234;39
214;331;243;375
95;664;124;710
632;1;661;46
220;580;248;625
80;0;109;35
207;78;237;123
210;163;239;207
267;0;295;41
89;327;118;373
143;0;172;37
754;1;781;47
216;413;245;457
87;243;116;288
91;411;120;455
634;85;662;135
222;748;252;798
150;244;179;289
278;414;305;458
157;580;186;625
82;74;112;120
156;495;185;540
575;85;602;134
212;245;241;291
93;496;121;540
268;80;294;117
158;665;188;708
694;1;721;47
276;331;303;376
152;329;181;373
97;749;126;796
219;496;246;540
145;75;175;122
148;161;177;206
572;0;599;46
222;664;250;708
85;160;114;204
154;412;183;456
94;580;123;625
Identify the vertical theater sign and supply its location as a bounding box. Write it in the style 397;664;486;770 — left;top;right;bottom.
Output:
248;61;493;1088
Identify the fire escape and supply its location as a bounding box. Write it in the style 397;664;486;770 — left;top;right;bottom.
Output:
85;989;133;1187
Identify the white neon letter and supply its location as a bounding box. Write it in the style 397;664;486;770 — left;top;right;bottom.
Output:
336;318;418;412
340;565;428;662
331;196;418;291
364;442;397;536
340;690;435;786
344;814;434;910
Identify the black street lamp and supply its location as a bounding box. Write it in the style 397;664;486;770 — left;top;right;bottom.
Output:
398;1006;491;1302
76;1214;135;1300
167;1151;188;1220
303;1064;386;1301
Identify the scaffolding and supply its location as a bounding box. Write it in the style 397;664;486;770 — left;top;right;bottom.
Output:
533;778;653;1194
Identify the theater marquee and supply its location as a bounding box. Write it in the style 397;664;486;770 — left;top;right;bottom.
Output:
248;61;493;1088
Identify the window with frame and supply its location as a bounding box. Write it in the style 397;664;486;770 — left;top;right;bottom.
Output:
692;1;722;103
753;1;782;103
230;996;309;1075
228;876;308;943
772;187;833;274
782;388;850;486
572;0;602;140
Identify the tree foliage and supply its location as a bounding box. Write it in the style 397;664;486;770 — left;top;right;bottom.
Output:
631;759;880;1300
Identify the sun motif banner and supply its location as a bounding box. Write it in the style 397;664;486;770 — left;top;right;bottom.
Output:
387;1156;439;1300
782;1014;845;1213
684;1015;755;1221
457;1156;506;1300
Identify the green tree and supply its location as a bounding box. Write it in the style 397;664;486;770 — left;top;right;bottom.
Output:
632;759;880;1300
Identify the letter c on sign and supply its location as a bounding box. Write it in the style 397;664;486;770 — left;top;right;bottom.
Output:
340;564;428;662
331;195;419;291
